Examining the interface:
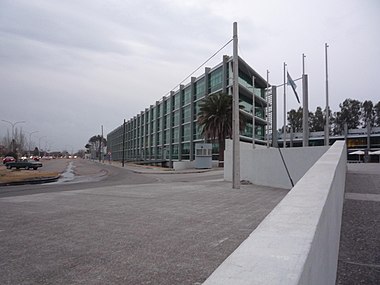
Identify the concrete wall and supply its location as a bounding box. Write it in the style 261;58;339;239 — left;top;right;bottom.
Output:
173;161;194;170
172;160;219;171
224;139;329;189
204;141;347;285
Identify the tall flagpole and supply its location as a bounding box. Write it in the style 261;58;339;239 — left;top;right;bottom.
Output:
302;53;305;74
232;22;240;189
325;43;330;146
283;62;287;148
302;54;309;147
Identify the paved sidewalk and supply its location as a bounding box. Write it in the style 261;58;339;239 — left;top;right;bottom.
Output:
336;163;380;284
0;176;288;284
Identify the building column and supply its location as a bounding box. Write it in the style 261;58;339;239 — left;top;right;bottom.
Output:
169;91;174;168
136;114;139;160
161;97;166;160
178;85;184;161
148;107;152;160
204;67;211;96
154;102;160;160
139;112;144;160
222;55;229;94
190;77;196;160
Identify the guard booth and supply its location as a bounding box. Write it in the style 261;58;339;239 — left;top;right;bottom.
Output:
195;143;212;169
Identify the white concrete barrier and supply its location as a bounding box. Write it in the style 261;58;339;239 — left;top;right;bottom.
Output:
224;140;329;189
173;161;194;170
204;141;347;285
172;160;219;170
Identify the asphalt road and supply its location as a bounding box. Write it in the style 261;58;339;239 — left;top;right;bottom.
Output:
0;159;159;197
0;159;288;285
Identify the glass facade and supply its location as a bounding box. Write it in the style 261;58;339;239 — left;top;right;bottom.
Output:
107;56;268;164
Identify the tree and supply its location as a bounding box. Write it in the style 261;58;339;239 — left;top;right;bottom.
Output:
310;106;324;132
197;92;246;165
333;99;361;134
287;107;315;133
361;100;375;127
373;101;380;127
85;143;91;154
287;107;303;132
76;149;86;159
88;135;107;161
33;147;39;156
332;111;344;135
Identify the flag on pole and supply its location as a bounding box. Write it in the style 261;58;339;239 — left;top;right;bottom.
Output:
287;72;300;104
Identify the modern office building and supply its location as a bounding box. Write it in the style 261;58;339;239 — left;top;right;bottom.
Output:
107;55;270;167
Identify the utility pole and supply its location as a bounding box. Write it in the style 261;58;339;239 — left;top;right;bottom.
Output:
232;22;240;189
27;130;38;158
38;136;46;158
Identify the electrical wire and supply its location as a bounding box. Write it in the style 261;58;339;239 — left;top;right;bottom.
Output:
160;38;233;99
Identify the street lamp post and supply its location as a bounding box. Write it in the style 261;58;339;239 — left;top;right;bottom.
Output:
26;130;39;158
1;120;26;153
38;136;46;158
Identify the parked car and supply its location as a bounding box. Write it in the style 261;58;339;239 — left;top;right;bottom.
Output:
2;156;15;164
5;159;43;170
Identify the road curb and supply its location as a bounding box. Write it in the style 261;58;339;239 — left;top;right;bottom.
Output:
0;175;61;187
91;160;219;174
127;168;214;174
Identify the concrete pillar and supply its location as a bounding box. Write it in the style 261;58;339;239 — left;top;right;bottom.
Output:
271;86;278;147
302;74;309;147
290;127;294;147
232;22;240;189
252;75;255;149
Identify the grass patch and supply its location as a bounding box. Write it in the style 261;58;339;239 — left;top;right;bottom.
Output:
0;168;59;184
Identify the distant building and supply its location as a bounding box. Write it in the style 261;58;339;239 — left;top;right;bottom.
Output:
107;56;269;167
277;126;380;162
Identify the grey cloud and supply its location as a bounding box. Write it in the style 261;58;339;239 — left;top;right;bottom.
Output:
1;0;379;152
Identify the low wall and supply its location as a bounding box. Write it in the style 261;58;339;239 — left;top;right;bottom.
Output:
204;141;347;285
224;140;329;189
173;160;219;170
173;161;194;170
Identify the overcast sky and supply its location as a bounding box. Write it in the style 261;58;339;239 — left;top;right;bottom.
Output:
1;0;379;152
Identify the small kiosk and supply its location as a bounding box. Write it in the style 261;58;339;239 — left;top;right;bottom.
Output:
195;143;212;169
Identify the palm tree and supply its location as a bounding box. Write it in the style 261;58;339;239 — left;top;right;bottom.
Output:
197;92;246;165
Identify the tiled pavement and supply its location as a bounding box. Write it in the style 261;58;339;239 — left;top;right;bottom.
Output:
336;164;380;284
